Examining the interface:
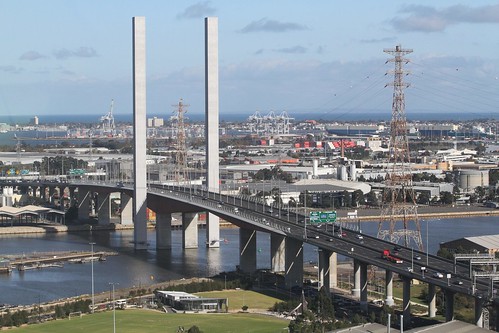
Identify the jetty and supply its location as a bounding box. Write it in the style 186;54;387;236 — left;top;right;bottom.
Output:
0;251;118;273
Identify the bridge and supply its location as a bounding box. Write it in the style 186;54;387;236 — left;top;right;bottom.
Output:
1;178;497;328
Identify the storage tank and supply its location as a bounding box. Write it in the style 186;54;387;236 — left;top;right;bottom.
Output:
337;165;348;181
350;163;357;181
313;159;319;178
457;170;489;192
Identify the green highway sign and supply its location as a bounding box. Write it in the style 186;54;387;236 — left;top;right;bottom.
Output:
309;211;337;224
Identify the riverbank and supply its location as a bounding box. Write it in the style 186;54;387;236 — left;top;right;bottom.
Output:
0;223;135;235
335;204;499;222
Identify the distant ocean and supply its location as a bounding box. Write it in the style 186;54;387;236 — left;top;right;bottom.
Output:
1;111;499;125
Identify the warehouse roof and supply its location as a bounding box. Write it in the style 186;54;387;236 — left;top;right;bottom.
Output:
463;234;499;250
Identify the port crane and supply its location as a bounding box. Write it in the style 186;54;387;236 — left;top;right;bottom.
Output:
100;99;116;135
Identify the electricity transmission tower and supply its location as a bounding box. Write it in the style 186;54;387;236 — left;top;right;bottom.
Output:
377;45;423;250
171;98;188;183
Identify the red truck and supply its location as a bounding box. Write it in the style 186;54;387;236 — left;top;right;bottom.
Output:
382;250;403;264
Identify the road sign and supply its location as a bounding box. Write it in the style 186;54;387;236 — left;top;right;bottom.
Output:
309;211;336;224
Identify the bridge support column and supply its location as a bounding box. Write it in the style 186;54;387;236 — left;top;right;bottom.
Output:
77;189;91;221
239;228;257;273
385;270;395;306
285;238;303;288
475;297;484;328
271;234;285;272
120;192;133;225
68;188;75;208
206;213;220;248
156;212;171;250
495;303;499;332
352;260;361;298
428;283;436;318
182;212;198;249
330;252;337;288
445;289;455;322
318;249;331;293
97;193;111;225
402;276;411;328
59;188;65;210
360;262;368;312
48;187;55;204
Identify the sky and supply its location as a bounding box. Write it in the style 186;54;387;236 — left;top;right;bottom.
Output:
1;0;499;122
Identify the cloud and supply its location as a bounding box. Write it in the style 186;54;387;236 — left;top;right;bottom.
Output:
0;65;23;74
239;18;307;33
360;37;397;44
275;46;307;54
391;4;499;32
19;51;47;61
53;47;98;60
177;1;216;19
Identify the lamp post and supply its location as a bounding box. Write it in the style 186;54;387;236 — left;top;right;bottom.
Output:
89;242;96;313
426;219;429;267
109;282;119;333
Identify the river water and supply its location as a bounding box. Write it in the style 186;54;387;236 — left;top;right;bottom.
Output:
0;216;497;305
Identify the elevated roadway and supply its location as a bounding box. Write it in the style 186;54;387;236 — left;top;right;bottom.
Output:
1;179;497;327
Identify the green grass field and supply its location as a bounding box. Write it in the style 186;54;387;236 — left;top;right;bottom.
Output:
15;310;290;333
195;290;282;311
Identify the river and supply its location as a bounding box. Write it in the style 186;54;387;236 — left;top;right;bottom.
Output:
0;216;497;305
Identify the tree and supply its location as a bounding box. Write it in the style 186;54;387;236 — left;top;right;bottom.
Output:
342;190;352;207
187;326;203;333
351;190;365;207
474;186;486;202
440;191;454;205
417;191;430;205
315;286;334;321
366;191;379;207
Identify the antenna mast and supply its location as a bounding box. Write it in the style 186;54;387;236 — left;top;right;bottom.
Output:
377;45;423;250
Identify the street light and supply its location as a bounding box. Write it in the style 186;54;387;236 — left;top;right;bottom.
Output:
426;219;429;267
89;242;96;313
109;282;119;333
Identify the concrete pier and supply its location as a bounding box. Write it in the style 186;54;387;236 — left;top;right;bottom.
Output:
182;212;199;249
271;234;285;272
120;192;133;225
475;297;484;328
156;213;172;250
239;228;257;273
285;238;303;288
385;270;395;306
77;189;91;220
360;262;368;312
352;260;361;298
428;283;436;318
445;289;455;322
402;276;411;328
97;193;111;225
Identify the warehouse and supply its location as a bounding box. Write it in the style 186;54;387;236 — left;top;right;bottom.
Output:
440;234;499;256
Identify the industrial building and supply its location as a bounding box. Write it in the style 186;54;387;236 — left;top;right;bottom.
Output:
440;234;499;256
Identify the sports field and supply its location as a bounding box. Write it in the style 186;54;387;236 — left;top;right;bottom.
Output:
196;289;282;311
15;309;290;333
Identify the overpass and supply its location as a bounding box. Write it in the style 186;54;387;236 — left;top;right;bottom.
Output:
1;179;497;329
